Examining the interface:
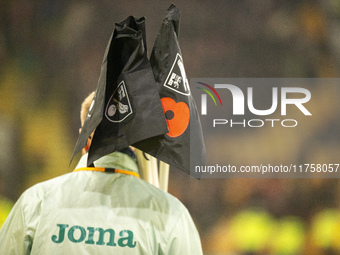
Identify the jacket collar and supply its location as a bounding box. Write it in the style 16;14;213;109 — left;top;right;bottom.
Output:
75;151;139;174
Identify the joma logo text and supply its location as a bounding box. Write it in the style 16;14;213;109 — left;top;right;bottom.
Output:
51;224;137;248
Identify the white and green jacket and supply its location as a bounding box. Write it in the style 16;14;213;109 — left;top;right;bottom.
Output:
0;152;203;254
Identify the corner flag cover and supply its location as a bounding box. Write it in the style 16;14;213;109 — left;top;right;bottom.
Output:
133;5;206;178
71;16;168;165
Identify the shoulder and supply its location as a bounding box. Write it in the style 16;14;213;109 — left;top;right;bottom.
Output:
122;176;192;228
25;172;74;191
129;176;187;210
19;172;76;204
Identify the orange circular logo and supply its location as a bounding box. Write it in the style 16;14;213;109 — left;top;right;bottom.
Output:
161;97;190;137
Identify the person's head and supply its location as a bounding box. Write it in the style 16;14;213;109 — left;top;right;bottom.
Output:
80;91;95;155
79;91;135;156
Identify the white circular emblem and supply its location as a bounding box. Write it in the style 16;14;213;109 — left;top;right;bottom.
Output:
107;104;117;117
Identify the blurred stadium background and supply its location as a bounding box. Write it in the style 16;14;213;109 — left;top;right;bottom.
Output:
1;0;340;254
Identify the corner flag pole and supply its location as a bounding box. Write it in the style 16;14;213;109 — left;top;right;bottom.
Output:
159;161;169;192
150;156;159;188
135;148;169;192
